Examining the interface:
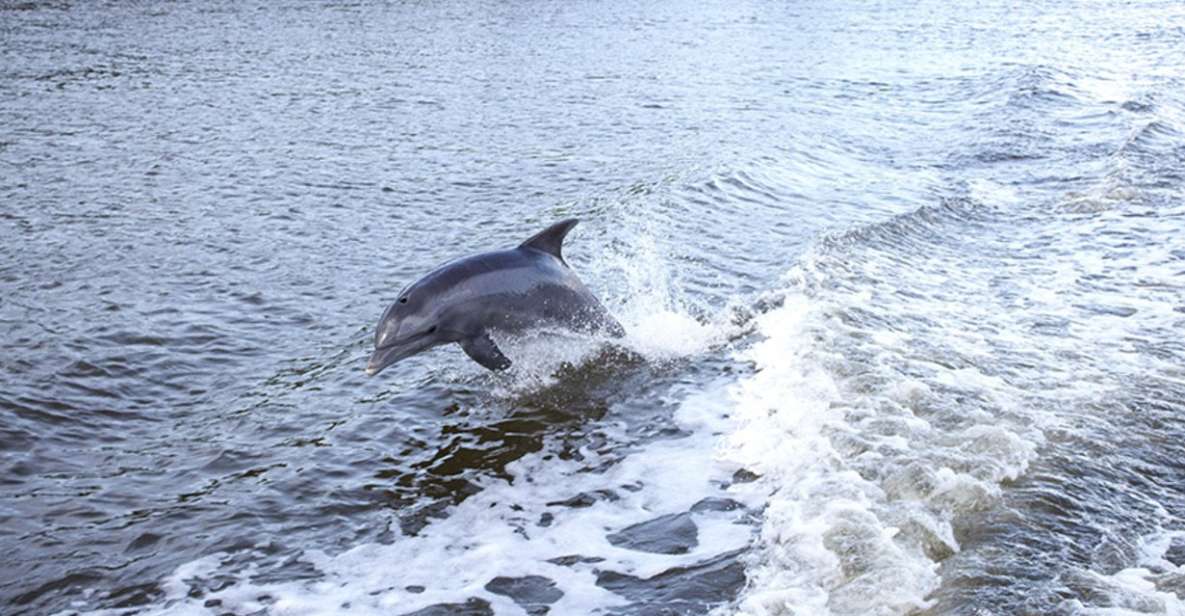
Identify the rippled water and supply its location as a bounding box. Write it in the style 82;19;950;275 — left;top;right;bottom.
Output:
3;1;1185;614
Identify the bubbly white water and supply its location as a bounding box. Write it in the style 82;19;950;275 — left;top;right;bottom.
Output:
69;346;757;615
1068;530;1185;616
724;281;1042;615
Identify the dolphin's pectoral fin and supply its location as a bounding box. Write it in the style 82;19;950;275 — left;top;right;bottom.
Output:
461;332;512;371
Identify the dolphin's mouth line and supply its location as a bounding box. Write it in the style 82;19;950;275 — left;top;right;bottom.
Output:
366;327;447;376
373;328;435;352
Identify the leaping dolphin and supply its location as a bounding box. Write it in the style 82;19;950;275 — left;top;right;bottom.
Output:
366;219;625;375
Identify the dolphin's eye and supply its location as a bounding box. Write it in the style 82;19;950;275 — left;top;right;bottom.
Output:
428;326;437;333
399;297;408;304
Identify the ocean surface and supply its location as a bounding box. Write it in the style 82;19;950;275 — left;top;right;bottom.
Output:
3;1;1185;614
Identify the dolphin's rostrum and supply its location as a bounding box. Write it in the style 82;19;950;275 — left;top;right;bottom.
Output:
366;219;625;375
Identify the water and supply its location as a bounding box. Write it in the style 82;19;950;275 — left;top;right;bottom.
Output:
3;1;1184;614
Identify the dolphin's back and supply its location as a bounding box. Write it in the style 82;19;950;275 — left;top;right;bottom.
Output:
420;247;619;337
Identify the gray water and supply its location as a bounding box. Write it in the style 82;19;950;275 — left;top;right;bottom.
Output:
3;1;1185;615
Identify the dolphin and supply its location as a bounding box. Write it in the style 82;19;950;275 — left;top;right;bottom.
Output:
366;219;624;375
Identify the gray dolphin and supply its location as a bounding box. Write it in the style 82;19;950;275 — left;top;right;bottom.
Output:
366;219;625;375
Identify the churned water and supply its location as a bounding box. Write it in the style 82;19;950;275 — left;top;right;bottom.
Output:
3;1;1185;614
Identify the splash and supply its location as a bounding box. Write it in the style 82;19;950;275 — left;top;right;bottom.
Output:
483;225;738;394
603;228;734;360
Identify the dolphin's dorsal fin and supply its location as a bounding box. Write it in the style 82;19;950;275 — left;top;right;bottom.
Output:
520;218;578;263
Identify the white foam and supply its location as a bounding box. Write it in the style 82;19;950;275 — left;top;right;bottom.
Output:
1062;530;1185;615
74;379;760;616
716;296;942;616
721;264;1045;615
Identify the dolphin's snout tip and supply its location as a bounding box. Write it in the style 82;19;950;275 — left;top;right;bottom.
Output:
366;349;396;377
